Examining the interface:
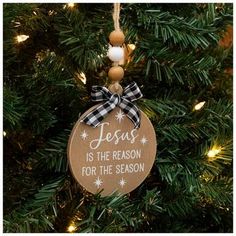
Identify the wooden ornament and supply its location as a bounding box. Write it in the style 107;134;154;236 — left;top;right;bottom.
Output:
68;106;157;196
109;30;125;46
108;66;124;81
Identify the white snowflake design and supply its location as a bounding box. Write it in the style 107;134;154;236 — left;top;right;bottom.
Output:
140;136;148;145
80;130;88;140
115;109;125;123
94;176;103;189
119;178;127;188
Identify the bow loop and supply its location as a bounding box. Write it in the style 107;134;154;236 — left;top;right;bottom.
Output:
109;93;121;106
123;82;143;102
91;86;112;102
81;82;143;128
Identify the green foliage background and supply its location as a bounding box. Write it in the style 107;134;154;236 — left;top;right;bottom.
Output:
3;3;233;233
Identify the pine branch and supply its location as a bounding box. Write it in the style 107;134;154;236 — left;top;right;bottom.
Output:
199;176;232;206
4;176;65;233
35;130;70;173
123;4;219;49
3;86;26;128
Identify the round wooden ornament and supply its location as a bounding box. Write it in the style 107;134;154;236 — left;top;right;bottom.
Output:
68;105;156;196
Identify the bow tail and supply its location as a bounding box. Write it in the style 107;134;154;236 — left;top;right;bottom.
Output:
81;101;116;127
119;99;141;129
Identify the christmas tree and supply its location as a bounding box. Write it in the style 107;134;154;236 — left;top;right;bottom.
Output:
3;3;233;233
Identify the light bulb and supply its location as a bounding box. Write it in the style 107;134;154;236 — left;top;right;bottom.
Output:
68;2;75;8
3;131;6;137
194;101;206;111
128;44;136;50
207;147;221;158
67;224;76;233
16;35;29;43
75;72;87;84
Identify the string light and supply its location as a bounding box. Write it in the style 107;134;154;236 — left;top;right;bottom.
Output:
14;21;21;27
16;34;29;43
3;131;7;137
207;147;221;158
76;72;87;84
128;44;136;50
48;10;55;16
207;146;221;161
67;224;76;233
200;174;211;182
68;2;75;8
194;101;206;111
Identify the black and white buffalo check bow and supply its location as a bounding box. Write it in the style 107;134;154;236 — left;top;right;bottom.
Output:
81;82;143;128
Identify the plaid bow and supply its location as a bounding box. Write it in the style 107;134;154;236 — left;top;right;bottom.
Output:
81;82;143;128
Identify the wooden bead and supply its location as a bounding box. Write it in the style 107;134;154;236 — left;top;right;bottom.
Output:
108;82;123;95
108;66;124;81
109;30;125;46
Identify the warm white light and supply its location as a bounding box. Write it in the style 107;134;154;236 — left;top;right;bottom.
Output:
76;72;87;84
16;35;29;43
200;174;211;182
207;147;221;158
67;224;76;232
128;44;136;50
194;101;206;111
79;72;86;84
3;131;6;137
68;2;75;8
48;10;55;16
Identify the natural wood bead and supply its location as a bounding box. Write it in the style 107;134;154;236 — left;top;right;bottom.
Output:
109;30;125;46
108;66;124;81
108;82;123;95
